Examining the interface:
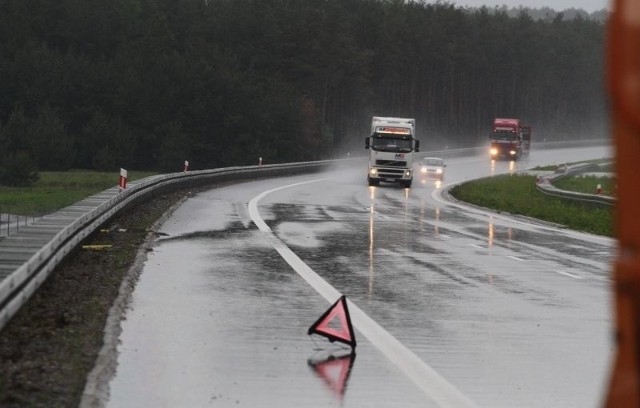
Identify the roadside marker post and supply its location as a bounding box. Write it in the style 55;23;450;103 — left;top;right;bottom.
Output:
118;168;127;191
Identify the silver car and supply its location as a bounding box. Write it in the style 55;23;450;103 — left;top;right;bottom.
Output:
418;157;446;181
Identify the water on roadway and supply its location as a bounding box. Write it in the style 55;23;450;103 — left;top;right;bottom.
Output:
98;146;614;408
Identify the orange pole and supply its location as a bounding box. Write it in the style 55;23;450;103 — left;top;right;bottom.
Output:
604;1;640;406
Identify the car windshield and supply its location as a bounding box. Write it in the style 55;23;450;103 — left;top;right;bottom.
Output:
422;158;443;166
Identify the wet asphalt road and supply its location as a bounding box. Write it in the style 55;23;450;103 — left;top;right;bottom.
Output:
103;147;614;408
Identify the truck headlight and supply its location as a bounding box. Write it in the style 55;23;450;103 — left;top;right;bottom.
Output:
436;168;442;174
490;148;498;156
369;168;377;176
509;150;517;155
420;167;427;173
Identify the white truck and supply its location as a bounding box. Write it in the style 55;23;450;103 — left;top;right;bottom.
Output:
365;116;420;188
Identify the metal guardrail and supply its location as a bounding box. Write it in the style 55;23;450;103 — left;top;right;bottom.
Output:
0;160;334;332
0;140;611;332
535;162;616;207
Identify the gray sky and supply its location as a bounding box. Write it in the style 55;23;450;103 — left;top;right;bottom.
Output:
443;0;610;13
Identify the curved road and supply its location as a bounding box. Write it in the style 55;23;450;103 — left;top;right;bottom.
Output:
100;146;613;408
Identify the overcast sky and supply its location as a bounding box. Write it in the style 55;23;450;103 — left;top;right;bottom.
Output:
442;0;610;13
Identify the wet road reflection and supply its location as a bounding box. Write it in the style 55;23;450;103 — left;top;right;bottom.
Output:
368;189;375;298
103;146;613;408
308;351;357;402
490;158;518;176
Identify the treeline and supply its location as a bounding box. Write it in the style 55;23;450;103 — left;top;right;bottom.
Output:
0;0;607;185
496;6;607;22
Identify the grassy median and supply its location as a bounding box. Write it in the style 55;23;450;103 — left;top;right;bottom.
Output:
449;174;614;237
553;174;616;196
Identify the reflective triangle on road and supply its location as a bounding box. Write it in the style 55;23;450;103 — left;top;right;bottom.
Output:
308;295;356;349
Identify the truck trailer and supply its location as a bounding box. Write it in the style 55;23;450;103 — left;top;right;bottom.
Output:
365;117;420;188
489;118;532;160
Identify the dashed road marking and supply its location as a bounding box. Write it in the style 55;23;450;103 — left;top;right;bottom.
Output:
555;270;583;279
507;256;526;261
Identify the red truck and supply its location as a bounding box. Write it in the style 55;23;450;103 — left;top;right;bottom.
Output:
489;118;531;160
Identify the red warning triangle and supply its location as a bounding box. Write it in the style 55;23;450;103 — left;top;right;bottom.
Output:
308;296;356;349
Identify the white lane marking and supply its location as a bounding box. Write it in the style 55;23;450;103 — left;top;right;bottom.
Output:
248;180;476;408
555;270;583;279
469;244;484;249
507;256;525;261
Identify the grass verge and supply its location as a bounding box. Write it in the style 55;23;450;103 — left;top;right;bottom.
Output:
0;170;157;216
553;174;616;196
530;158;612;172
449;174;614;237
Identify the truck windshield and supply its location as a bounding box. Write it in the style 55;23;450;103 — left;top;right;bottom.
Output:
370;136;413;152
491;130;518;141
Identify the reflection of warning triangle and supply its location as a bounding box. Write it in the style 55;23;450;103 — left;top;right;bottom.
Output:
308;295;356;349
308;352;356;400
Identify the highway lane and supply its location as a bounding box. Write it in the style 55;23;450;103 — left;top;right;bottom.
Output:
99;146;613;408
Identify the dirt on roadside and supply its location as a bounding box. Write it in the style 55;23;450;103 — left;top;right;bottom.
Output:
0;187;204;408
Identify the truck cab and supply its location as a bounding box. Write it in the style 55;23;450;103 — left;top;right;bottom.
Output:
489;118;531;160
365;117;420;188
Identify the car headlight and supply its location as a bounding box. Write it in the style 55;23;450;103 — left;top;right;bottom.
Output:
436;168;442;174
420;167;427;173
509;150;517;155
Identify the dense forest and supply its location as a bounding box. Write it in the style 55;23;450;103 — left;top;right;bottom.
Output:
0;0;608;184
